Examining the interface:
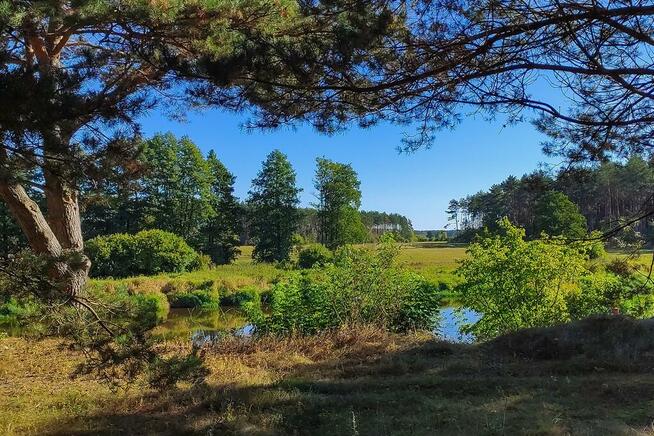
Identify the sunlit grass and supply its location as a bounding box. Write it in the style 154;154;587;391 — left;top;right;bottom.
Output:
3;328;654;435
89;244;467;298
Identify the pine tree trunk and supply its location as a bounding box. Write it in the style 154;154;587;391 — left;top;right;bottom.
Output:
0;174;90;298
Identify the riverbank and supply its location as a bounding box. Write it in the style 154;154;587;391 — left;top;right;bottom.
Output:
2;325;654;435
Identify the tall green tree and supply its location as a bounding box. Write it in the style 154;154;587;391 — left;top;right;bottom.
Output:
314;158;368;249
200;151;241;264
533;191;587;239
248;151;301;262
141;134;214;242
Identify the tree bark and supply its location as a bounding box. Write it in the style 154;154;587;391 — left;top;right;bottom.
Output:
0;175;90;298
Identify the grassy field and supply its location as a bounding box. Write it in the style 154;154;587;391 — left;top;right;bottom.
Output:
3;327;654;435
88;244;468;301
86;243;654;311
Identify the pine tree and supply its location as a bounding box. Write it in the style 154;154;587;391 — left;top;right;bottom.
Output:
200;151;241;264
248;151;301;262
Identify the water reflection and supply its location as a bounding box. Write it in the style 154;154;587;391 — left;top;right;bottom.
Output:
154;307;249;342
435;307;480;343
153;306;481;346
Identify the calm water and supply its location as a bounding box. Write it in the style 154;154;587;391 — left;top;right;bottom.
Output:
1;306;481;344
435;307;480;343
155;306;480;345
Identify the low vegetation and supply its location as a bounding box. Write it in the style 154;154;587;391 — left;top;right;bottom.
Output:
4;323;654;435
458;219;654;340
245;237;443;335
86;230;207;278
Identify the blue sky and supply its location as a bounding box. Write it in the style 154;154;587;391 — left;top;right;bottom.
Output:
140;108;555;229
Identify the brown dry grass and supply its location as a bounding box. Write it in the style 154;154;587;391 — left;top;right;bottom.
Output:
3;326;654;435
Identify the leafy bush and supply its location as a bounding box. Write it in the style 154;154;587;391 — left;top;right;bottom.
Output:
168;289;219;309
297;244;332;269
134;291;170;328
0;297;41;327
87;230;203;278
565;271;621;320
160;279;220;309
244;238;442;335
457;218;590;340
220;286;259;306
458;218;654;340
89;284;170;329
586;231;606;259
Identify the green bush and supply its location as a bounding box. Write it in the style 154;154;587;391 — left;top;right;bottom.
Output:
87;230;202;278
0;297;41;326
244;239;443;335
565;271;621;319
168;289;220;309
457;218;590;340
220;286;259;306
586;230;606;259
458;218;654;341
89;284;170;329
297;244;332;269
134;291;170;328
160;279;220;309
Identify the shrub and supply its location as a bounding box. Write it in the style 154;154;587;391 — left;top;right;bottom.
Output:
297;244;332;269
244;239;443;335
87;230;202;278
89;284;170;329
220;286;259;306
168;289;220;309
161;279;220;309
565;271;621;319
134;291;170;328
586;231;606;259
458;218;654;341
457;218;590;340
0;297;41;326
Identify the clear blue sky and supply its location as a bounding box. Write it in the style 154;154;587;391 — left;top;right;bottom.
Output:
140;108;556;229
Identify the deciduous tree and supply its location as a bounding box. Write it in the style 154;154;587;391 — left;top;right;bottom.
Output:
314;158;368;249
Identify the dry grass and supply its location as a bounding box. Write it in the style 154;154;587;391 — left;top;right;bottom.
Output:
3;326;654;435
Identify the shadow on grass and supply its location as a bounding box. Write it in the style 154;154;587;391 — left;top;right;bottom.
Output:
46;331;654;436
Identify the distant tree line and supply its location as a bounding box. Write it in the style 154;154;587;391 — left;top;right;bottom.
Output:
448;156;654;242
360;211;414;242
0;133;415;262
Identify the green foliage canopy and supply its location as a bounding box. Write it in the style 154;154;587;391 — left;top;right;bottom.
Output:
248;150;302;262
86;230;204;278
457;218;654;340
314;158;368;249
457;218;589;340
533;191;587;239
